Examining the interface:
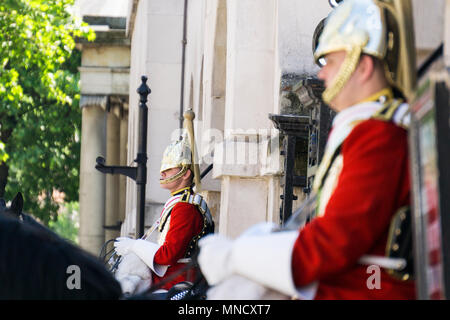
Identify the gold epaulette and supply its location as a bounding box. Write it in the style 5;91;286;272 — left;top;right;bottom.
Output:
178;190;215;258
179;189;192;203
371;98;409;129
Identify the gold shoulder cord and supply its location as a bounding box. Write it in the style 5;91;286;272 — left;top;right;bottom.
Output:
371;99;402;121
158;189;191;233
371;99;406;126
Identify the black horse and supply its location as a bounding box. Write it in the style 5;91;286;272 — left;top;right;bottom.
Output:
0;193;122;300
0;192;54;235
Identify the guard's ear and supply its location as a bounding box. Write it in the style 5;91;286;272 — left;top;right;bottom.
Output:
357;54;377;83
10;192;23;216
183;168;193;183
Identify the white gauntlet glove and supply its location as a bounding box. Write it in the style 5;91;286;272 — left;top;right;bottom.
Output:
114;237;136;256
198;234;234;285
198;222;276;285
198;223;317;298
114;237;168;277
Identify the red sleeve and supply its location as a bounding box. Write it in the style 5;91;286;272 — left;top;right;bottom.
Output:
292;119;410;286
154;202;203;265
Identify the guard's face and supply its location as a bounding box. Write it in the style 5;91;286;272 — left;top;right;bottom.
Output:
160;167;182;182
317;51;346;92
159;167;187;192
317;50;358;112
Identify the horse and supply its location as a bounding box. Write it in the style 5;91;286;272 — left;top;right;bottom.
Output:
100;237;210;300
110;248;153;296
1;192;205;300
0;192;123;300
0;192;55;236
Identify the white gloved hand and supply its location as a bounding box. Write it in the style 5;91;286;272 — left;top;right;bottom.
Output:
199;227;311;298
114;237;136;256
197;234;234;286
198;223;276;286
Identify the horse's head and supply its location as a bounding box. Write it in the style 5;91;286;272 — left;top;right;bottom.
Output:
0;192;23;219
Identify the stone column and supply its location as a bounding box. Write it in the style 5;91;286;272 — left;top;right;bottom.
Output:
445;0;450;67
213;0;280;238
218;176;270;238
79;98;107;255
104;103;121;244
197;0;227;232
119;107;129;224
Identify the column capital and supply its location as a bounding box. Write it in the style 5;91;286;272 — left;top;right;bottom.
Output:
80;94;108;111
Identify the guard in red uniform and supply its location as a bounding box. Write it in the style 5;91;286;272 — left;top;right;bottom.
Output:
197;0;417;299
114;110;214;293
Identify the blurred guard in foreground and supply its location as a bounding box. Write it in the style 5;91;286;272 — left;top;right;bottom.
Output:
198;0;417;299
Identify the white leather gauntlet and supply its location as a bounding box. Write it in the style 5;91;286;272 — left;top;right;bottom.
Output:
114;238;168;277
198;227;318;299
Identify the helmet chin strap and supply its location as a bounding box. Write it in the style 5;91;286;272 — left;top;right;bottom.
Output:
159;165;189;185
322;45;363;105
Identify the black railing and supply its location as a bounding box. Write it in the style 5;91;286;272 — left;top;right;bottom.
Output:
96;75;151;239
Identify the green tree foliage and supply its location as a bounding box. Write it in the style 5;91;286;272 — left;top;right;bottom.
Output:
0;0;94;224
48;201;79;244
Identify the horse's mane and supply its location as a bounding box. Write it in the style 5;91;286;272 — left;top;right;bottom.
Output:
0;194;122;300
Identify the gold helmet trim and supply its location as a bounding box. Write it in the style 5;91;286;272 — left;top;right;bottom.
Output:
159;109;201;192
314;0;417;103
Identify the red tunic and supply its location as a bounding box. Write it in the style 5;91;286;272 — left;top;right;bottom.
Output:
291;119;416;299
152;202;203;290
